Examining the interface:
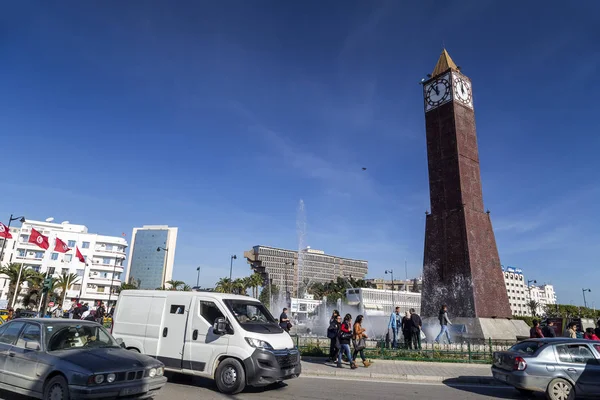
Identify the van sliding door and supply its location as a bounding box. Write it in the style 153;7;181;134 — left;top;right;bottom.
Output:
157;297;192;370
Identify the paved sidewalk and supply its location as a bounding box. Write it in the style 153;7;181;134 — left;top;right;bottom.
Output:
301;358;499;385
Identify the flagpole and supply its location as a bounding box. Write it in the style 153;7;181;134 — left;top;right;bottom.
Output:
10;222;28;309
37;233;56;314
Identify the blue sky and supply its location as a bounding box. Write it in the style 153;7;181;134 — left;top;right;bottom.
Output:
1;1;599;308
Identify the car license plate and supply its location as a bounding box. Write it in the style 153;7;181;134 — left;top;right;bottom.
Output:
120;385;147;396
283;368;294;376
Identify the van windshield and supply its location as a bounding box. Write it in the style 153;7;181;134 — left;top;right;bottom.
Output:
223;300;283;334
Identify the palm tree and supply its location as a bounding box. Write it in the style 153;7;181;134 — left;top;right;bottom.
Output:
232;278;247;295
215;277;233;293
22;271;47;309
166;280;185;291
528;300;540;317
117;283;137;294
248;273;263;298
56;273;81;304
181;284;192;292
0;263;29;306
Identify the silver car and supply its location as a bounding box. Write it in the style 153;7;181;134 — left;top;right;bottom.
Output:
0;318;167;400
492;338;600;400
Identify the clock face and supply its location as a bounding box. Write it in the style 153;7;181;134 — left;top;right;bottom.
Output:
453;76;472;107
424;76;451;111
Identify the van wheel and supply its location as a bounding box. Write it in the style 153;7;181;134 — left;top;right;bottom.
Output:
547;378;575;400
44;375;70;400
215;358;245;394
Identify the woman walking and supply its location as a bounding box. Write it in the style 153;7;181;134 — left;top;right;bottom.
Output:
402;311;412;349
352;315;371;367
337;314;357;369
327;312;341;362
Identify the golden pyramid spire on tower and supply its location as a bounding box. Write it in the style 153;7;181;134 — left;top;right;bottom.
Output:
431;49;458;77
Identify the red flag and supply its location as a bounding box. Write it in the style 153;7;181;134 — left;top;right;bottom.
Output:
0;223;12;239
54;238;71;253
29;228;49;250
75;246;86;263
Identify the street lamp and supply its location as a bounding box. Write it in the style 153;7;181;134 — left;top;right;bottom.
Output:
527;279;537;299
229;255;237;280
385;269;394;305
0;214;25;263
157;247;168;252
285;261;294;303
582;288;591;309
107;256;123;308
196;266;201;288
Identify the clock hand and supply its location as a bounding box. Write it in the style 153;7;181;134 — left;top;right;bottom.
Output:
433;85;440;96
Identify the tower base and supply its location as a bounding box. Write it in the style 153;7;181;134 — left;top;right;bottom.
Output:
421;317;530;343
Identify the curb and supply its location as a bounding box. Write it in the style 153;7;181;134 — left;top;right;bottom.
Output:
300;370;502;385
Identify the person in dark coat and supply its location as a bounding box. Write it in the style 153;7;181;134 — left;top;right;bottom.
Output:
337;314;356;369
542;321;557;338
409;308;422;350
402;311;412;348
327;311;341;362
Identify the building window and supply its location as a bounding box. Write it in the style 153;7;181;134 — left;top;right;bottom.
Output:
72;284;81;291
20;235;30;243
68;240;76;248
47;267;55;275
101;272;108;278
34;252;44;259
18;249;26;257
114;273;121;280
51;253;59;261
76;269;84;277
97;286;105;293
170;305;185;314
82;242;90;249
64;254;72;262
102;258;111;265
61;268;69;275
105;244;113;251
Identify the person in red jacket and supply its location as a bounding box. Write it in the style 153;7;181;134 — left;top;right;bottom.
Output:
530;320;544;338
583;328;600;341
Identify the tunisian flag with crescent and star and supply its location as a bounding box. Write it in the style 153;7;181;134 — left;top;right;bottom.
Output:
0;223;12;239
75;246;86;263
29;228;50;250
54;238;71;253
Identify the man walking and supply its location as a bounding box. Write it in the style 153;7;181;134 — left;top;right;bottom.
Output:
542;320;557;338
435;305;452;344
96;302;106;325
388;307;401;349
409;308;422;350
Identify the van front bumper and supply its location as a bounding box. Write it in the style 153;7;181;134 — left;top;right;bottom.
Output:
244;348;301;387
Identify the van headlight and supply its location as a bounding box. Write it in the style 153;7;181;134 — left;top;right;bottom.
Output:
245;337;274;350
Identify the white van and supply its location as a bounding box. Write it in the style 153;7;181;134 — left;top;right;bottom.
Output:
111;290;301;394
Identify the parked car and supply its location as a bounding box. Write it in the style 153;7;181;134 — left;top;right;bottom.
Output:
492;338;600;400
15;309;39;319
0;318;167;400
112;290;301;394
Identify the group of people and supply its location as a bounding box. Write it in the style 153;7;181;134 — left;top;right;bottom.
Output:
327;310;372;369
530;319;600;340
388;306;424;349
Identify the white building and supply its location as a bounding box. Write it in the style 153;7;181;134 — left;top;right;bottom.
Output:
501;266;558;317
125;225;177;290
530;284;557;316
346;287;421;316
290;294;322;318
0;220;127;309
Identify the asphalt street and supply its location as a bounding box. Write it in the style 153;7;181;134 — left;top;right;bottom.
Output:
154;374;542;400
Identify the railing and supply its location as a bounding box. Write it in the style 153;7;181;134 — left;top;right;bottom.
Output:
291;335;514;364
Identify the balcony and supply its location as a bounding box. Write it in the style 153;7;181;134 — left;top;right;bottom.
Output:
89;263;124;272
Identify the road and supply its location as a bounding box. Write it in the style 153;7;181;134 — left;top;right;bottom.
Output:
155;374;542;400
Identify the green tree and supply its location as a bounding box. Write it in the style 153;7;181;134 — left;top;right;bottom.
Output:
0;263;30;306
231;278;247;295
117;283;138;294
181;284;192;292
259;284;280;309
245;273;263;298
215;278;233;293
528;300;540;317
22;270;48;309
56;273;81;304
166;280;185;291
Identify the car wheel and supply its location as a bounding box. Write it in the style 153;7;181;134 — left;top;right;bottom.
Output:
547;378;575;400
215;358;246;394
44;375;70;400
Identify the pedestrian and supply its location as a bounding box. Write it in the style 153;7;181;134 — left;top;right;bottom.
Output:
409;308;422;350
402;311;412;349
327;311;340;362
529;320;544;338
96;302;106;325
352;315;371;367
6;307;14;321
583;328;600;341
434;304;452;344
337;314;356;369
542;321;557;338
387;306;401;349
595;319;600;338
564;322;577;338
279;308;291;332
52;304;63;319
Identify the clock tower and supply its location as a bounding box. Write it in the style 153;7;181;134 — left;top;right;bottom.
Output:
421;50;512;319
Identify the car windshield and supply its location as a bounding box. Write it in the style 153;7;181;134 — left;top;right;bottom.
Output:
223;300;277;325
509;341;546;355
46;324;119;351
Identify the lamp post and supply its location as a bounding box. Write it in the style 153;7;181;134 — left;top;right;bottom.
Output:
527;279;537;299
582;288;591;309
385;269;394;306
196;266;201;288
0;214;25;263
107;256;123;308
229;255;237;280
157;247;169;289
285;261;294;304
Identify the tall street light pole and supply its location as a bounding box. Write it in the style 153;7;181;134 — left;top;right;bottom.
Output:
196;266;201;288
582;288;591;309
107;256;122;308
156;247;169;288
385;269;394;306
229;255;237;281
0;214;25;263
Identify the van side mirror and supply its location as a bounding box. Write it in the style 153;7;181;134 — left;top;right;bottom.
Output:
213;317;228;335
25;341;41;351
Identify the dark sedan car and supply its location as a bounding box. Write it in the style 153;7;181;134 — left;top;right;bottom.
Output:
492;338;600;400
0;319;167;400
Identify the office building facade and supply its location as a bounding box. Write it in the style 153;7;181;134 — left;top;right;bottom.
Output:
0;220;127;307
244;245;368;296
125;225;177;289
501;266;557;316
